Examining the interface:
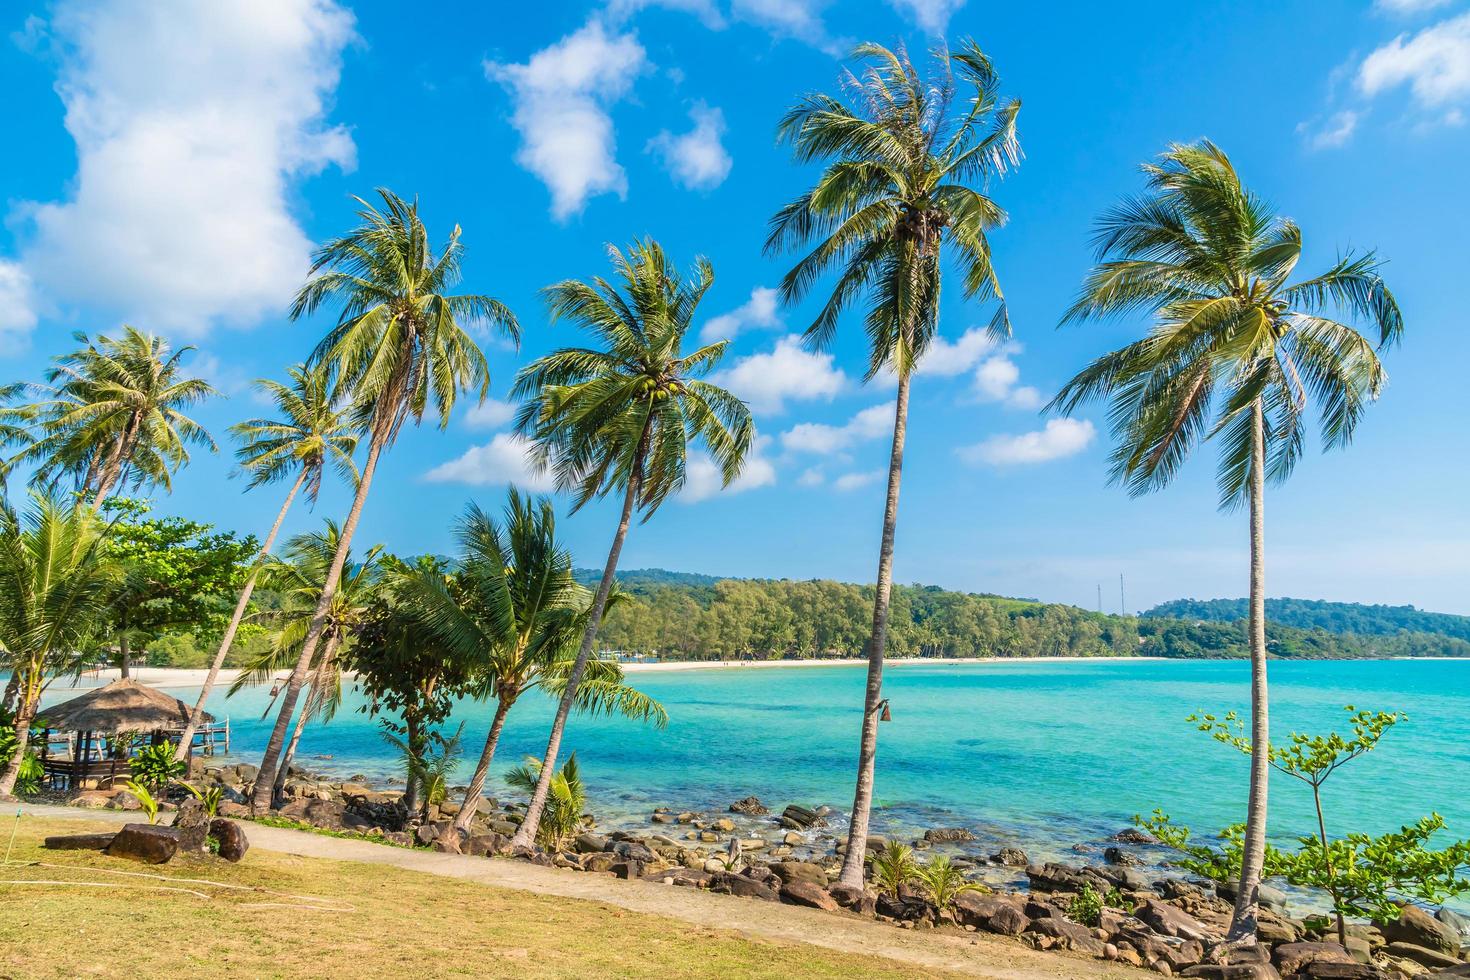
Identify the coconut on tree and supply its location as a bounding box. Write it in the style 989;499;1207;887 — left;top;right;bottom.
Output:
395;490;666;836
174;364;360;761
1050;141;1402;941
766;39;1020;890
506;240;753;850
249;189;519;813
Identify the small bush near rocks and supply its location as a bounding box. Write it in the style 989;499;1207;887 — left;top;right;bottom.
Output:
1067;881;1104;927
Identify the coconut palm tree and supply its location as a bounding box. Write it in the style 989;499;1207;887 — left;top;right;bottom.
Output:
249;189;519;812
505;753;586;851
231;521;381;795
397;491;666;836
14;327;217;507
1050;141;1402;941
766;40;1019;889
0;495;120;797
506;240;753;850
174;365;359;761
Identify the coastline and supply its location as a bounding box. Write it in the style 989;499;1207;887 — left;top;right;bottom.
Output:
49;655;1171;690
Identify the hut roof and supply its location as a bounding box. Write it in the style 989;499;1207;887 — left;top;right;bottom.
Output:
37;679;212;734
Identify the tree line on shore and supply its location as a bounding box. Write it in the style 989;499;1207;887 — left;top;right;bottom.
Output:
1146;596;1470;642
0;33;1418;948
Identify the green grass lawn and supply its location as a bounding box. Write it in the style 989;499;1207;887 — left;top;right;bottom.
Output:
0;817;955;979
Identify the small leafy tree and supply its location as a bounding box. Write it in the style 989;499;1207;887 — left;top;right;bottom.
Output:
129;742;186;794
869;840;920;897
1068;881;1105;927
913;854;983;911
1191;705;1407;946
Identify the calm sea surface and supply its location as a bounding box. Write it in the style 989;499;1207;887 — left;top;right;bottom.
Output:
38;658;1470;863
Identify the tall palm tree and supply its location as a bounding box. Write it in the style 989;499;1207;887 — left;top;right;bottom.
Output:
230;521;381;794
15;327;217;507
0;495;120;797
766;40;1019;889
1050;141;1402;941
249;189;519;812
398;491;666;836
506;240;752;850
174;364;359;760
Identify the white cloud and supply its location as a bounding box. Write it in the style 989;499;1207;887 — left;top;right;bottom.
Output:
731;0;836;49
487;19;648;220
833;469;883;491
711;334;847;414
1375;0;1454;14
647;103;732;190
886;0;966;33
681;435;776;503
781;401;892;455
1300;110;1360;149
424;433;557;491
972;353;1044;409
958;418;1096;466
0;261;39;354
1358;11;1470;108
14;0;356;336
796;466;826;487
464;398;518;429
699;285;780;343
606;0;726;29
915;327;1000;378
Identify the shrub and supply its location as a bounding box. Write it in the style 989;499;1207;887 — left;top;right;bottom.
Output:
130;743;185;794
913;854;983;911
122;778;160;824
869;841;919;897
1068;881;1104;926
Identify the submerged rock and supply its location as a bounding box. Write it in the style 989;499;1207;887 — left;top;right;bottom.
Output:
728;796;768;816
923;827;976;843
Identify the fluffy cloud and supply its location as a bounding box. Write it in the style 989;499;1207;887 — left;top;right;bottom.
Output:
647;103;732;190
463;398;518;429
487;20;648;220
1358;12;1470;109
699;286;779;343
1300;110;1360;150
606;0;726;28
681;435;776;502
958;419;1096;466
915;327;1000;378
14;0;356;336
424;434;557;491
781;401;892;455
833;469;882;491
886;0;966;34
0;262;39;354
731;0;836;49
711;335;846;414
973;353;1044;409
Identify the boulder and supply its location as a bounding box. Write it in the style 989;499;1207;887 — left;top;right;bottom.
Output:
208;819;249;862
711;817;736;833
1026;916;1107;956
780;879;839;912
923;827;975;843
953;892;1030;935
66;790;116;809
464;833;508;857
486;819;519;836
779;804;822;830
1436;906;1470;942
1383;941;1461;969
43;832;116;850
217;801;251;819
610;860;644;880
709;871;778;901
1273;942;1354;976
573;832;609;854
105;824;180;864
171;797;211;854
1180;967;1282;980
769;860;828;888
583;853;619;874
992;847;1030;866
1114;828;1159;844
613;840;656;863
1381;904;1460;955
829;883;875;916
1104;845;1142;866
1136;899;1214;942
1026;861;1092;893
729;796;768;815
1216;880;1289;913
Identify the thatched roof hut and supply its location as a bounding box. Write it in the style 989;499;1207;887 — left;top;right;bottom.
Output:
38;679;211;734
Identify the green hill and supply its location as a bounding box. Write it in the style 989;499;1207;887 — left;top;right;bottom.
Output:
1143;597;1470;642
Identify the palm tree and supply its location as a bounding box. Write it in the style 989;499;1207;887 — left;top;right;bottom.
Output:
15;327;217;507
0;495;120;797
397;491;666;836
505;753;586;850
248;189;519;812
766;40;1019;889
1050;141;1402;941
506;240;753;850
174;365;359;761
230;521;381;795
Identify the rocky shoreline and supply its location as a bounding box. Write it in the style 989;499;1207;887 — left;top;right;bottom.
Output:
64;763;1470;980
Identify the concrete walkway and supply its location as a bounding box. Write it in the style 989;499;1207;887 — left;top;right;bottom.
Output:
17;803;1139;979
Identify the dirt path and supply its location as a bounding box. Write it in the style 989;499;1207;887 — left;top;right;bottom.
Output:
18;803;1140;979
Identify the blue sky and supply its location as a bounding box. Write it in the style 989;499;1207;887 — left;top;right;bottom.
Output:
2;0;1468;613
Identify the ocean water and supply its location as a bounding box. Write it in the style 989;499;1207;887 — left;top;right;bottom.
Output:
39;659;1470;864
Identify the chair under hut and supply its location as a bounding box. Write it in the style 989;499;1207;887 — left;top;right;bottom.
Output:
34;679;215;791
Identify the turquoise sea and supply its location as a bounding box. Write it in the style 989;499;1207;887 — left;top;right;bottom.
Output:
39;658;1470;863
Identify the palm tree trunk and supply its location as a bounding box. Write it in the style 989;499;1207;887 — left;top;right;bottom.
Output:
510;449;645;851
0;682;38;797
452;694;514;835
249;434;385;813
118;632;131;679
837;370;910;889
174;468;308;761
92;414;140;511
273;632;339;798
1228;399;1270;942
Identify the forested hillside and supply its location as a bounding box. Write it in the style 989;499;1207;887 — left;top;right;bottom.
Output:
591;574;1469;661
1144;597;1470;641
